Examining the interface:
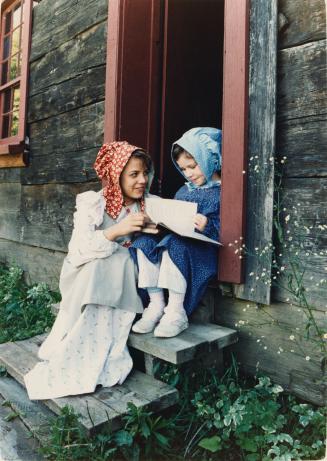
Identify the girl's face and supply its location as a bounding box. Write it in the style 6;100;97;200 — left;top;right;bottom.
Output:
120;157;149;204
176;151;206;186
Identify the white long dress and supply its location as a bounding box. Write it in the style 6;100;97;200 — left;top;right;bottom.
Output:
24;190;144;400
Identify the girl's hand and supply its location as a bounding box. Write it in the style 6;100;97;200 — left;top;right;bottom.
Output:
141;222;159;234
194;213;208;232
104;212;148;240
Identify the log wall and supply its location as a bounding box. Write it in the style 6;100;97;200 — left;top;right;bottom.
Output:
217;0;326;405
0;0;107;287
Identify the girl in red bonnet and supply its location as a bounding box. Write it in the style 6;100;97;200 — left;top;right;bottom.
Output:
24;141;156;400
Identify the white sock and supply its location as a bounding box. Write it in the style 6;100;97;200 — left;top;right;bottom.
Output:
165;290;185;315
145;289;165;315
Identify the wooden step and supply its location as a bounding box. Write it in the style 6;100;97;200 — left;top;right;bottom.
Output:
0;376;54;446
128;322;238;365
0;336;179;435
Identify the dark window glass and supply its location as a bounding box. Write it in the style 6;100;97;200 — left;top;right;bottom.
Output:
2;115;10;138
9;53;19;80
3;89;12;113
3;36;10;60
11;111;19;136
5;12;12;34
1;61;8;85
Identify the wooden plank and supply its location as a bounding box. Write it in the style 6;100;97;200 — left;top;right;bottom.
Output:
30;0;108;61
0;153;27;168
273;177;327;310
28;66;106;123
128;323;238;365
27;101;104;157
0;182;96;252
0;376;54;446
0;338;178;433
233;0;277;304
277;115;327;177
21;147;100;185
277;40;326;122
278;0;326;49
29;21;107;94
215;296;326;406
218;0;249;283
0;239;65;290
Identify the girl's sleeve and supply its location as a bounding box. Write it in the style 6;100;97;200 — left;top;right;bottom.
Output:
67;191;119;267
200;210;220;241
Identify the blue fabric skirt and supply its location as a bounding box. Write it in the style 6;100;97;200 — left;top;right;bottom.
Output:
130;233;218;315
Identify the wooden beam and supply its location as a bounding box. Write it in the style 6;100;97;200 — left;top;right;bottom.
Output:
218;0;250;283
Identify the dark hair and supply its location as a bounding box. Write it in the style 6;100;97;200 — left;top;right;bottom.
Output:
172;144;194;161
131;149;153;171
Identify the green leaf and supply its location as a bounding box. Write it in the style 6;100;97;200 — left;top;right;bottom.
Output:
4;411;19;422
198;435;222;453
241;438;258;453
114;430;133;447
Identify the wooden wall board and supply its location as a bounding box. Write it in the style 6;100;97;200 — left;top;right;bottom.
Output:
21;148;100;185
272;177;327;310
0;182;99;252
215;295;326;406
0;239;65;290
0;168;21;182
277;40;326;122
28;65;106;123
29;21;107;95
233;0;277;303
277;115;327;177
278;0;326;49
30;0;108;61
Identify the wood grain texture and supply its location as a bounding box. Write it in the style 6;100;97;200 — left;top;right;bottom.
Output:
28;65;106;123
234;0;277;304
215;295;326;406
277;115;327;177
277;40;326;122
278;0;326;49
0;182;98;252
273;177;327;310
29;21;107;95
0;239;64;290
30;0;108;61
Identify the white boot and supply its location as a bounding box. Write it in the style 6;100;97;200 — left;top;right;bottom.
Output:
132;290;165;334
153;290;188;338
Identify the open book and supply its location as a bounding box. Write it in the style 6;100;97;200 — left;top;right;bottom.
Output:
144;198;222;246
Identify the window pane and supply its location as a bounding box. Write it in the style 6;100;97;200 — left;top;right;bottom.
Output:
2;115;10;138
11;28;21;56
18;53;22;74
11;111;19;136
13;87;20;112
13;5;22;29
5;12;12;34
3;36;10;60
1;61;8;85
9;54;19;80
3;89;12;113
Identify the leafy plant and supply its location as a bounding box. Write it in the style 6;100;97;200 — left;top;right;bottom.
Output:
0;264;59;343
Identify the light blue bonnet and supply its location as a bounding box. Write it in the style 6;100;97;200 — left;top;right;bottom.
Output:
171;127;222;190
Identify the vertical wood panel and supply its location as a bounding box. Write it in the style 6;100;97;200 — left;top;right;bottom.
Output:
218;0;249;283
234;0;277;304
104;0;162;161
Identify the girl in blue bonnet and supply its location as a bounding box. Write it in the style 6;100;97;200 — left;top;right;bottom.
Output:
130;127;222;338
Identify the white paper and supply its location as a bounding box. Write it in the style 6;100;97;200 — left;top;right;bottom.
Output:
145;198;222;246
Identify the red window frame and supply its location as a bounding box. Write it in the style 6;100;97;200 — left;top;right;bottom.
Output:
0;0;34;166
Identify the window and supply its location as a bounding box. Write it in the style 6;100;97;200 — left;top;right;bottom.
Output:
0;0;36;167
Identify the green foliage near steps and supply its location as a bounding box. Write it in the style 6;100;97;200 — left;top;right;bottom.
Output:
0;264;60;343
40;362;326;461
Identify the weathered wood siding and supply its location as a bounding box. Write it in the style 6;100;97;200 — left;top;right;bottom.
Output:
0;0;107;287
218;0;326;405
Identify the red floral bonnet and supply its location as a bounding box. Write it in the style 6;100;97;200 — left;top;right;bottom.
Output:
94;141;146;219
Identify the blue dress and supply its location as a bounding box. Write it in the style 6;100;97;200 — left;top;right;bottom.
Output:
130;183;220;315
